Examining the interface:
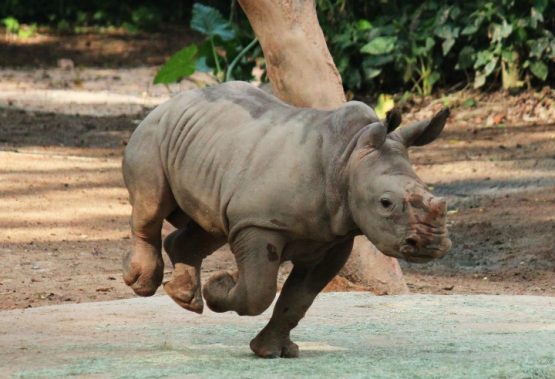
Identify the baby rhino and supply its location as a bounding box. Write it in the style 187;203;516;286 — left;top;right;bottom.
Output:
122;81;451;358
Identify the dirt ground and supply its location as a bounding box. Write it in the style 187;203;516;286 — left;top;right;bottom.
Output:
1;31;554;310
2;294;554;378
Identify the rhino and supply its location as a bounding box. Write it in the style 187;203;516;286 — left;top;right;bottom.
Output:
122;81;451;358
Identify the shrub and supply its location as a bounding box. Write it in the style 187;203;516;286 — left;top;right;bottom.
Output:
154;3;260;85
318;0;554;94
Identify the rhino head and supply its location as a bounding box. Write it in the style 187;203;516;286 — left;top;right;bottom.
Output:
348;108;452;263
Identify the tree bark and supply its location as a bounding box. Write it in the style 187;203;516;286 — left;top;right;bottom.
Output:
238;0;408;295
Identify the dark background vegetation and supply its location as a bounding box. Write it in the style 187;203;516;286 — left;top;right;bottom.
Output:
2;0;554;95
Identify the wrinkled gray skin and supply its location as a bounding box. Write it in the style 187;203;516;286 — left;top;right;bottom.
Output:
122;81;452;358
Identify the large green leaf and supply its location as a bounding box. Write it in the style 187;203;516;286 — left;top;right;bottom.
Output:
528;37;549;58
190;3;235;41
450;5;461;19
474;50;494;68
442;38;455;56
435;25;460;40
356;19;372;31
462;23;478;36
363;54;395;67
457;46;475;70
473;71;487;88
364;67;382;79
2;16;20;34
462;16;483;36
195;56;212;73
530;5;544;28
413;37;435;56
428;71;440;86
484;59;498;76
154;44;198;84
530;61;548;81
360;36;397;55
491;21;513;43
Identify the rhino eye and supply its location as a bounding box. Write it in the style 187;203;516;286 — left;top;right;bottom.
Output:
380;198;393;209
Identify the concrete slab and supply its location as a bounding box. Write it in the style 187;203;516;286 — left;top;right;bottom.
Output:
1;294;554;378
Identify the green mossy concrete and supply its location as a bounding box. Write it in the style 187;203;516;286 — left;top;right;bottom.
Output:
1;294;554;378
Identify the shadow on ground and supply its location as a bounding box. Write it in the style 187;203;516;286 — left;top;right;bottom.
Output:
0;29;198;68
0;106;143;154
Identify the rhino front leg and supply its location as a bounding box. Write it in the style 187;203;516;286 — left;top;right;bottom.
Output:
250;238;353;358
163;222;225;314
203;227;285;316
122;147;176;297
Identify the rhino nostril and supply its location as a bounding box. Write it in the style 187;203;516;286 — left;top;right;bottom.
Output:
405;237;418;248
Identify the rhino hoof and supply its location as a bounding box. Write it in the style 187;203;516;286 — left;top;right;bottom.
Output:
250;335;299;358
203;271;237;313
163;274;204;314
122;252;164;297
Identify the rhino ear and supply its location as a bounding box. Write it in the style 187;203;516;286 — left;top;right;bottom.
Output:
395;108;450;147
385;108;402;133
357;121;387;149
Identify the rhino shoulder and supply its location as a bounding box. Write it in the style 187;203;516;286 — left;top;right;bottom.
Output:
331;101;379;135
200;81;270;102
198;81;296;121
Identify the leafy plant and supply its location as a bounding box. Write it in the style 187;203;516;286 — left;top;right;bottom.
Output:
2;16;37;39
154;45;199;84
319;0;554;95
1;1;190;31
3;16;20;34
374;93;395;119
2;1;552;94
154;3;260;85
17;23;37;38
130;6;161;32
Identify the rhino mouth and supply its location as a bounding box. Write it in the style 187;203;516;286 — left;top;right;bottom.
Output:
399;238;452;263
404;255;436;263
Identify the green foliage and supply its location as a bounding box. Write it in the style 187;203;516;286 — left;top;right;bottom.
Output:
0;0;193;33
2;16;20;34
318;0;554;95
2;16;37;39
154;3;259;85
190;3;235;41
374;93;395;119
360;36;397;55
130;6;162;32
154;45;198;84
3;1;552;94
17;23;37;38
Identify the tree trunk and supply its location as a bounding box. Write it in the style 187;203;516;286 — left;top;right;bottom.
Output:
238;0;408;295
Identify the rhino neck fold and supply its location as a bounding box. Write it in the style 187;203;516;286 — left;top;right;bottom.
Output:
320;124;367;237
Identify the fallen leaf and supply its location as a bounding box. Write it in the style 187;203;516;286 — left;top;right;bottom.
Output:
492;112;505;125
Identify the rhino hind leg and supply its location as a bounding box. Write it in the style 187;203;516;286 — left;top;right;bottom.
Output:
163;220;225;314
250;238;353;358
203;227;285;316
122;147;177;297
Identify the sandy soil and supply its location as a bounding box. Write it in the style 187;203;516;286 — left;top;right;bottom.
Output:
0;31;554;310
